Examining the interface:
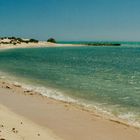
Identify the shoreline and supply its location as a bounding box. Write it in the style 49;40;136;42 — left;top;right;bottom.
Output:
0;72;140;129
0;80;140;140
0;41;84;50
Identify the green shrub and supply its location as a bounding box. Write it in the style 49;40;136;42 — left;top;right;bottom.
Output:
29;39;39;43
47;38;56;43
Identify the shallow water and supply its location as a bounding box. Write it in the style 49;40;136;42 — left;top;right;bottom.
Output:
0;45;140;126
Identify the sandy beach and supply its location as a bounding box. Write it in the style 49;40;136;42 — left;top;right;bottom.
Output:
1;0;140;139
0;80;140;140
0;104;62;140
0;41;83;50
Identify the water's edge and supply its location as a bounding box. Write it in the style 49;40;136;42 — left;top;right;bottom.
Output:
0;71;140;129
0;46;140;128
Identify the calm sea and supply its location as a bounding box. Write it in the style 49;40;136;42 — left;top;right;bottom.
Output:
0;42;140;127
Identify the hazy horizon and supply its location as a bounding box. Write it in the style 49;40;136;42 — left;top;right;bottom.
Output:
1;0;140;41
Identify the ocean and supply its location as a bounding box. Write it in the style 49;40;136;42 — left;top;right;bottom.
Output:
0;43;140;127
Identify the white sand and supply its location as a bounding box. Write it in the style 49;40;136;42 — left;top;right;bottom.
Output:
0;41;83;50
0;104;62;140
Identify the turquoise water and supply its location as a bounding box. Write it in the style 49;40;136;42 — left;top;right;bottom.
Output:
0;45;140;126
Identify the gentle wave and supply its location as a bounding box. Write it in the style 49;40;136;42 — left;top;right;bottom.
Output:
0;71;140;128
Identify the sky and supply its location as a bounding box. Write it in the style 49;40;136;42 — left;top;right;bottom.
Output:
0;0;140;41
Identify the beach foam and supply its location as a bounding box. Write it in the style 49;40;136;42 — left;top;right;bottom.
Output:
0;71;140;128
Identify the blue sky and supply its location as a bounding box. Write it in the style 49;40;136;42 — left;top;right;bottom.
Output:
0;0;140;41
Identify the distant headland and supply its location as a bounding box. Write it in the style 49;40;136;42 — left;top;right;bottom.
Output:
0;37;121;49
0;37;79;49
83;42;121;46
